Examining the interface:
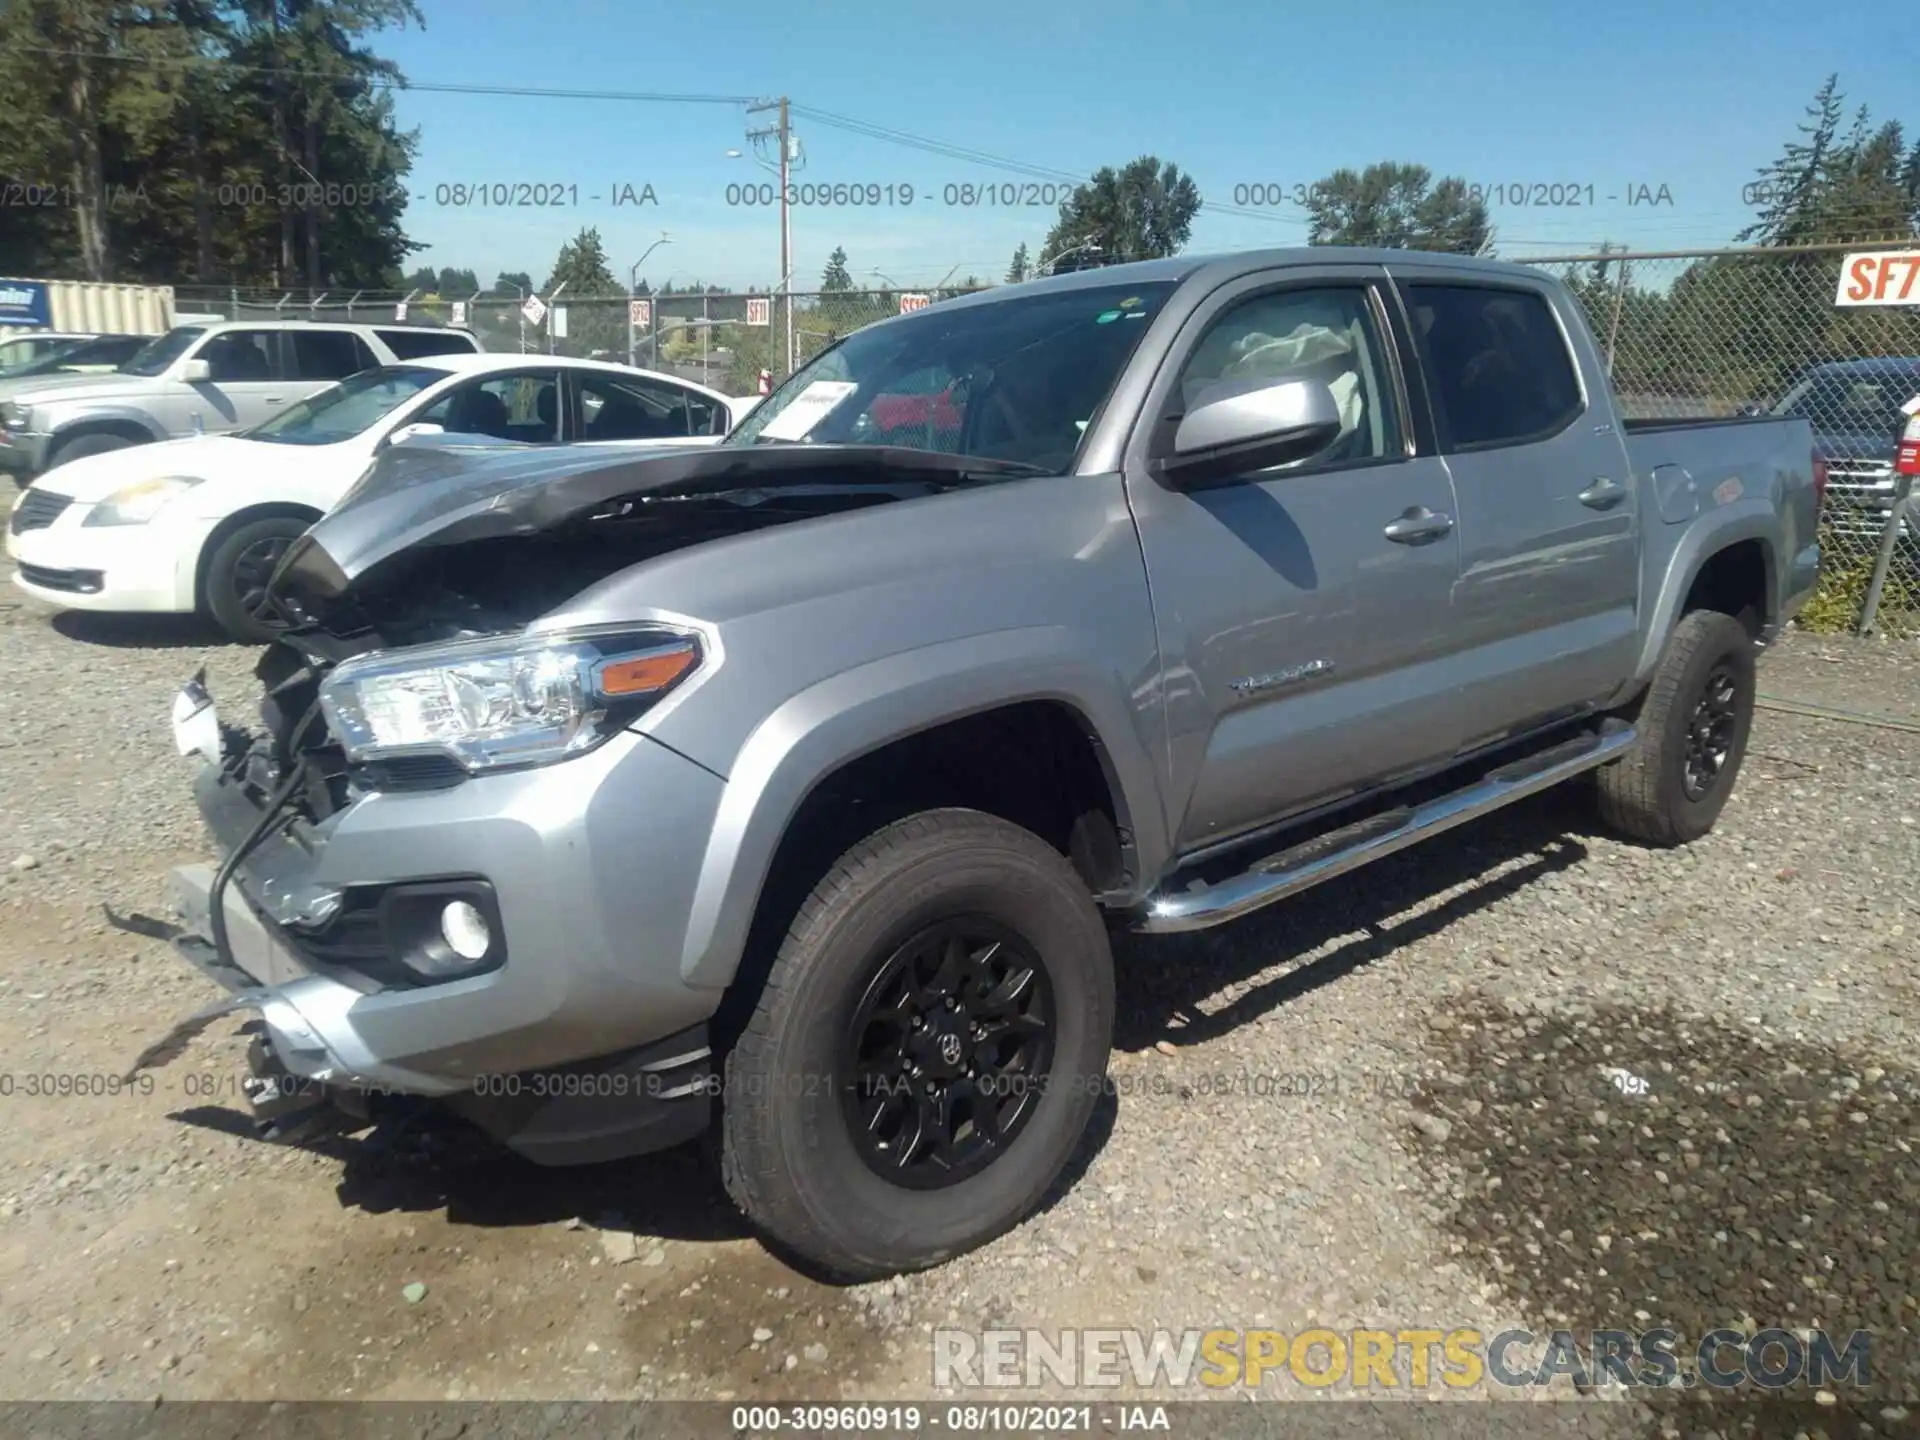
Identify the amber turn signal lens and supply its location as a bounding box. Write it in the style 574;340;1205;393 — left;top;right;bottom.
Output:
597;643;698;697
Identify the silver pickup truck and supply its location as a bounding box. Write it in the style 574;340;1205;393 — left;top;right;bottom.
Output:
137;248;1821;1279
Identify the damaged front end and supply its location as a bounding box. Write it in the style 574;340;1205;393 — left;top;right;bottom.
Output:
133;439;1008;1159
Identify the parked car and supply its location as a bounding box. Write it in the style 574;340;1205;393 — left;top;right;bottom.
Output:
1767;356;1920;554
0;319;485;486
0;331;108;376
140;249;1818;1280
0;332;145;385
7;353;753;641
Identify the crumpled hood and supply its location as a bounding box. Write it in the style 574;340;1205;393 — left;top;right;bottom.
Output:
274;439;1023;600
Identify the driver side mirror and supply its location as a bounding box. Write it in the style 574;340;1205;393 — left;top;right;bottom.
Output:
177;358;211;383
1156;376;1345;489
386;421;445;447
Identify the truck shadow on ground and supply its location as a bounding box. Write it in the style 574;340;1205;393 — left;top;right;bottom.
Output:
1110;784;1602;1054
171;1063;1119;1287
51;608;241;649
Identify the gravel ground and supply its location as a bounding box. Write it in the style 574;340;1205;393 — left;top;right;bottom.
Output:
0;563;1916;1437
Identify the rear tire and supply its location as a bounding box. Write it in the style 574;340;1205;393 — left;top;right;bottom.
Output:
46;432;138;470
720;808;1114;1280
1597;609;1756;846
202;516;310;644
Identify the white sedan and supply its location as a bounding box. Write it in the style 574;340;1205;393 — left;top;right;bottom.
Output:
6;353;754;641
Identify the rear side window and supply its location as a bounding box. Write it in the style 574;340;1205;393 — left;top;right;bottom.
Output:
1403;283;1583;450
378;327;481;359
290;329;377;380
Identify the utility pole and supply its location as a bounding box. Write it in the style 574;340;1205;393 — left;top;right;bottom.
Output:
746;97;795;378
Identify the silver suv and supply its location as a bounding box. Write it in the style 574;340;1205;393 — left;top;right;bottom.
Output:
0;320;483;485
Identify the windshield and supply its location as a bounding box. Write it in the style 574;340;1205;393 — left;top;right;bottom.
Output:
1772;366;1920;436
0;336;86;376
726;280;1177;473
119;326;207;378
8;335;143;377
243;365;446;445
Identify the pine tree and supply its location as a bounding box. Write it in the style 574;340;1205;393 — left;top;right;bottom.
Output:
1006;243;1029;283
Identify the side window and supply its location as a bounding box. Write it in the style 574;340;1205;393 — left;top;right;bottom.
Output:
1171;286;1400;468
378;327;481;359
1402;283;1583;451
289;330;374;381
577;373;702;440
419;371;561;443
197;329;280;382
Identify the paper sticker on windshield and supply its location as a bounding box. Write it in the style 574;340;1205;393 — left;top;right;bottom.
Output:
757;380;859;441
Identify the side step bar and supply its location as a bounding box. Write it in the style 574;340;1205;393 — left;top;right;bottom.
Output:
1136;720;1637;934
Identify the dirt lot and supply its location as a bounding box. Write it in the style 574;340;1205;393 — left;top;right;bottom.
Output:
1;559;1916;1433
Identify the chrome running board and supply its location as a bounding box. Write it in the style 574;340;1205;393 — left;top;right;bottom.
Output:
1136;720;1637;934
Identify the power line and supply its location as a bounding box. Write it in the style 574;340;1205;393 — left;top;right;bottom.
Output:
11;46;755;104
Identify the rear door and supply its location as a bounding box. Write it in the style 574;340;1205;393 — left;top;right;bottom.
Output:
1122;263;1465;853
1388;268;1640;743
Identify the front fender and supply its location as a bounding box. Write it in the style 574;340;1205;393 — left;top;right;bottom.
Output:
676;625;1171;989
47;406;166;444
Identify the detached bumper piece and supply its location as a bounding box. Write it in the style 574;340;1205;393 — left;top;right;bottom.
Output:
443;1025;716;1167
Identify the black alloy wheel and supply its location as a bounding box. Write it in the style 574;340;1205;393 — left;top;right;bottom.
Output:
1682;660;1740;800
841;918;1055;1190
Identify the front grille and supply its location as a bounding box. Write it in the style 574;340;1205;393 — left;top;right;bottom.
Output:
9;489;71;534
1823;456;1914;539
17;562;102;594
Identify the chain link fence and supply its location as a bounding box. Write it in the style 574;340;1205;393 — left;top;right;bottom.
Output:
1516;241;1920;641
172;285;987;396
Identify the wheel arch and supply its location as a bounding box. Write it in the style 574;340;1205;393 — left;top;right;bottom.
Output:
675;634;1170;998
192;503;324;612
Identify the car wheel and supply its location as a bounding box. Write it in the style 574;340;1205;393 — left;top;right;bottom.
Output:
720;808;1114;1280
47;432;138;470
201;516;310;644
1597;608;1756;846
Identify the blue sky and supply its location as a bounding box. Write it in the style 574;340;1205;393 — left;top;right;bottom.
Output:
376;0;1913;294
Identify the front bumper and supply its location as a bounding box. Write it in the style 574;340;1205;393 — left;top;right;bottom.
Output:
8;499;202;612
0;429;51;478
162;713;732;1161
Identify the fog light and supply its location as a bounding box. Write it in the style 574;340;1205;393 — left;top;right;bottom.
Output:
440;900;492;961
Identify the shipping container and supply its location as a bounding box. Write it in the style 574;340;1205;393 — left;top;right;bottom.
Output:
0;278;175;337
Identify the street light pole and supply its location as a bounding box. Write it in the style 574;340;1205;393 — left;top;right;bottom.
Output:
626;232;671;368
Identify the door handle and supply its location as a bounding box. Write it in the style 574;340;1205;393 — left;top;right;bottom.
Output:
1578;476;1626;508
1382;506;1453;544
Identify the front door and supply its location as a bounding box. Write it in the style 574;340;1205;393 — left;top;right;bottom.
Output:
1122;266;1465;855
179;328;293;433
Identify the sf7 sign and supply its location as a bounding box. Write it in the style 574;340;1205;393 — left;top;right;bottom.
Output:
1836;250;1920;307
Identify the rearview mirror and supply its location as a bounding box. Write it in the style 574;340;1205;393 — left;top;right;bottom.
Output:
177;358;211;383
1158;376;1344;488
388;421;445;446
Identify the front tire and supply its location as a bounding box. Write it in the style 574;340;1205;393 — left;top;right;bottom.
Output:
201;516;310;644
720;808;1114;1280
1597;608;1756;846
47;432;138;471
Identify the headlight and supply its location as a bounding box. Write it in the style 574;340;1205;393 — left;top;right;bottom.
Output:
83;476;204;527
0;403;28;430
318;625;703;774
